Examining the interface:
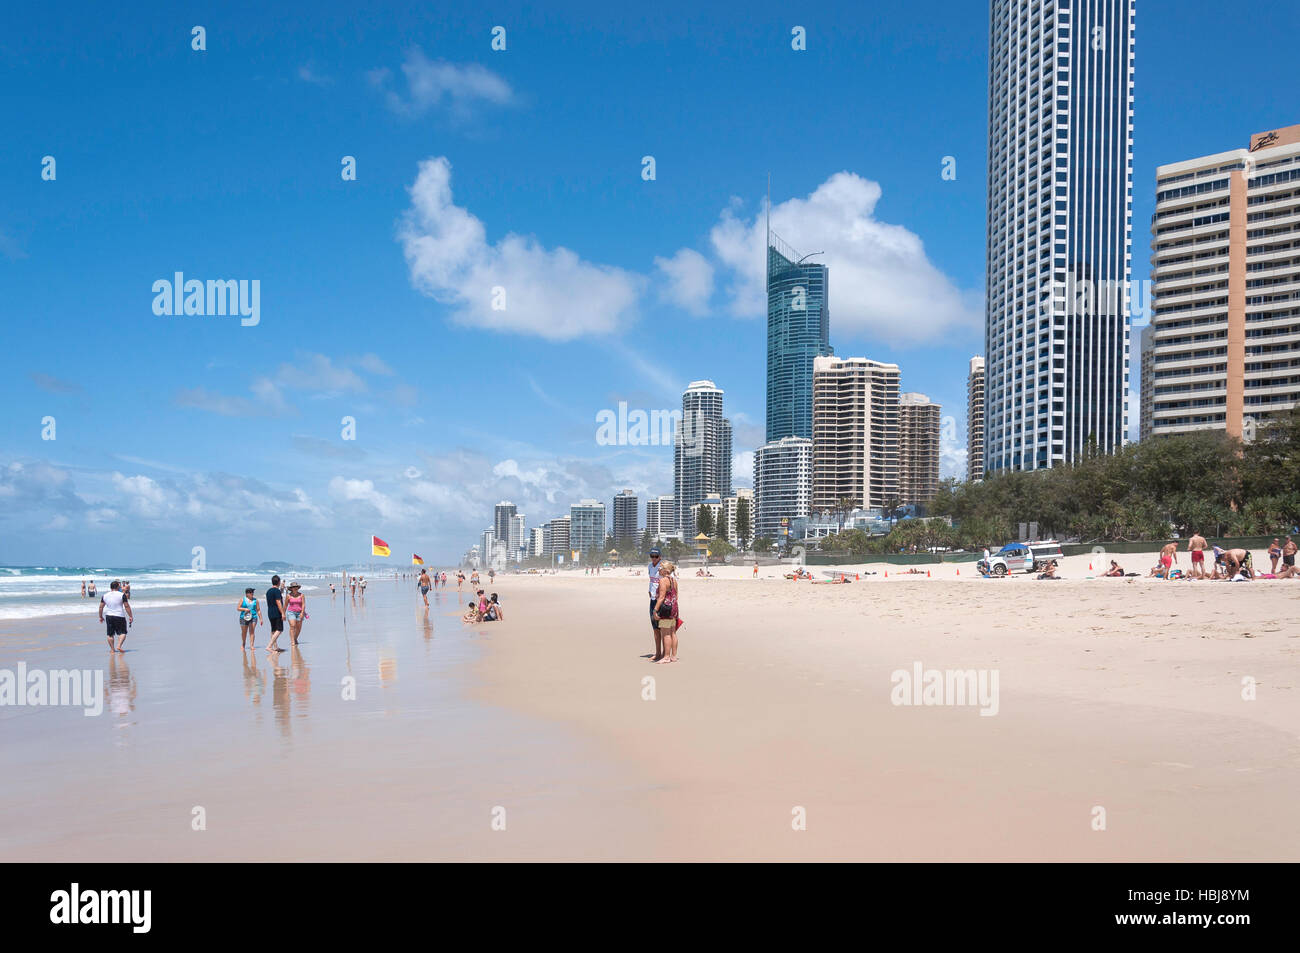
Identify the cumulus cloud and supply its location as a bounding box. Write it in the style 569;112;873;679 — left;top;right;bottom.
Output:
399;157;643;340
707;172;980;345
371;49;513;117
653;248;714;316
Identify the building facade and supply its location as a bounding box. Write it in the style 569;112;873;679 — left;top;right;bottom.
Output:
899;393;942;506
644;494;678;541
985;0;1135;472
767;232;833;442
544;516;570;560
753;435;814;544
612;489;639;542
967;356;986;481
493;502;517;545
569;500;607;561
673;380;733;539
1145;123;1300;438
811;355;900;512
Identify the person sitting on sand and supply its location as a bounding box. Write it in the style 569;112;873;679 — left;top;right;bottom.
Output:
1146;562;1167;578
485;593;503;621
1103;560;1124;577
1037;560;1060;580
462;600;481;623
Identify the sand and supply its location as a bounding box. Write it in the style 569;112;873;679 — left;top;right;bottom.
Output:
2;553;1297;861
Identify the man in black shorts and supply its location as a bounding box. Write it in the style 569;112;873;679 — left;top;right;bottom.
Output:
265;575;286;653
98;579;134;653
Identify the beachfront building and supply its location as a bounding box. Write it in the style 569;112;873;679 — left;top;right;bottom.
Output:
985;0;1135;472
673;380;733;539
1138;322;1156;441
753;435;813;546
811;355;900;512
569;500;607;562
967;356;986;481
899;392;942;507
767;231;833;443
493;502;517;546
1145;123;1300;439
612;489;639;542
510;513;526;563
544;515;570;561
644;494;679;541
529;526;545;557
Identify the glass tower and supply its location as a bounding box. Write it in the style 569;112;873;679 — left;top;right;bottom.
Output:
766;231;832;443
985;0;1134;472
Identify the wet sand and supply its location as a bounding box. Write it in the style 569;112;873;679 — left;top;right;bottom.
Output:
3;557;1298;861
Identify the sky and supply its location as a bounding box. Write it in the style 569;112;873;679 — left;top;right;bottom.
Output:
3;0;1298;567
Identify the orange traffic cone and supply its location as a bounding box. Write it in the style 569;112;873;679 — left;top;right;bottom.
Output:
956;568;960;576
856;573;860;580
884;570;888;578
1088;562;1093;571
927;570;931;577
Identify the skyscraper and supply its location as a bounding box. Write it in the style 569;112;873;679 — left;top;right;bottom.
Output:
753;436;813;544
811;355;900;513
612;489;639;542
1145;124;1300;439
569;500;607;561
493;501;517;545
899;393;942;506
644;494;678;540
986;0;1135;472
767;230;832;442
544;515;570;559
510;513;526;562
967;356;986;482
673;380;733;538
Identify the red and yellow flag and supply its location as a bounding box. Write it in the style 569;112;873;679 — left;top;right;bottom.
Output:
412;554;424;565
371;535;391;557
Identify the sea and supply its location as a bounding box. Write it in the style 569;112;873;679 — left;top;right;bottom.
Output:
0;566;340;621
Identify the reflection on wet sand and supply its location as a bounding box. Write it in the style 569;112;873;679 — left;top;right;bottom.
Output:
290;645;311;716
271;657;290;736
106;653;136;724
242;648;265;707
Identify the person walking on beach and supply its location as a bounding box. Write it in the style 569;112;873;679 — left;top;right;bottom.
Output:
652;560;682;664
285;582;307;645
265;575;286;653
81;580;87;597
1283;536;1297;573
99;580;133;653
457;571;464;592
646;547;663;659
1187;531;1208;579
418;567;432;607
1268;538;1283;574
87;579;96;598
238;587;260;650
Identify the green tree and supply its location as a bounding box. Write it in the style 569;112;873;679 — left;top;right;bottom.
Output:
715;505;729;543
708;537;736;560
752;536;775;554
640;529;654;558
696;505;714;538
665;538;687;562
735;498;753;550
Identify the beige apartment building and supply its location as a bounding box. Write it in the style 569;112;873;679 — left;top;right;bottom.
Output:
811;356;900;511
899;393;942;505
966;356;985;482
1146;123;1300;439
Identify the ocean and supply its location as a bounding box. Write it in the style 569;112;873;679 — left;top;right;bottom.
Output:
0;567;336;621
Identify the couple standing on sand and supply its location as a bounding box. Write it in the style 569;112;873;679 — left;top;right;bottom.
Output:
240;575;307;652
646;548;683;664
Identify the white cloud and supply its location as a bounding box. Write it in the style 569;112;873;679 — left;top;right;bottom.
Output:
399;157;644;340
707;172;980;345
372;49;513;117
653;248;714;316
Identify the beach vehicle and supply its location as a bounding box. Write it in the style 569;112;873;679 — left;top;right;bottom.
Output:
979;540;1063;575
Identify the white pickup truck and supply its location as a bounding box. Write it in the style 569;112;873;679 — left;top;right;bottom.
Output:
978;541;1064;575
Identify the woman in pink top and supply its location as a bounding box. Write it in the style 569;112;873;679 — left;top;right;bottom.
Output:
285;582;307;646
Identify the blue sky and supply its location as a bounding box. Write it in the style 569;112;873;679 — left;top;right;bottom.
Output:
3;0;1298;566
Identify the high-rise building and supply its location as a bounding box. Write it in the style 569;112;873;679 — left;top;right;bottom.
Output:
644;494;678;540
753;436;813;544
986;0;1135;472
510;513;526;562
1145;124;1300;439
899;393;942;506
529;526;545;557
673;380;733;538
493;501;517;545
544;516;570;560
612;489;639;542
967;356;986;481
569;500;607;561
1138;322;1156;441
811;356;900;513
767;231;833;442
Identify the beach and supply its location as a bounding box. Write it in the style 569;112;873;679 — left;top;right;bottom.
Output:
2;554;1298;861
